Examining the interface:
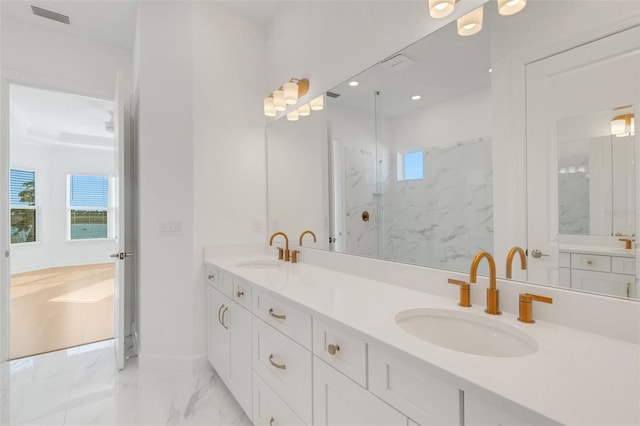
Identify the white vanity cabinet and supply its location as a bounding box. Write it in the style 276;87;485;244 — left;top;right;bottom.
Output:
205;267;253;420
560;251;636;298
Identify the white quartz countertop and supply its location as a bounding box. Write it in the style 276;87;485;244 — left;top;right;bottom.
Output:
559;244;636;257
206;254;640;426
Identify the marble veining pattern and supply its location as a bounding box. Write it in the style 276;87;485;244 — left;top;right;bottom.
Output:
0;340;251;426
383;137;493;273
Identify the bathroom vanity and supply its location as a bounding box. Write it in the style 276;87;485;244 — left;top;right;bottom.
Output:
204;249;639;426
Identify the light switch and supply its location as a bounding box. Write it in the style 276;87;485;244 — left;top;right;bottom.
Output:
159;221;182;236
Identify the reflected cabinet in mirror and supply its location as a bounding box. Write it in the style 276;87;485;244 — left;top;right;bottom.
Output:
266;0;640;300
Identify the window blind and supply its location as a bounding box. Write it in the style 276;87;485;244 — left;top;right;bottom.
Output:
69;175;108;207
10;169;35;206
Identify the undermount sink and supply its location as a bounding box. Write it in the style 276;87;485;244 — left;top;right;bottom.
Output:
396;308;538;357
235;259;283;269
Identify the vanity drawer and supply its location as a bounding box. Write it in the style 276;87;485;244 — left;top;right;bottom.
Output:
313;317;368;388
215;269;234;299
205;264;218;287
253;373;307;426
233;277;252;311
253;289;312;349
253;317;312;424
570;253;611;272
612;256;635;275
369;345;460;426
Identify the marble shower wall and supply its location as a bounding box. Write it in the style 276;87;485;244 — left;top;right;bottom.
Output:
382;137;493;273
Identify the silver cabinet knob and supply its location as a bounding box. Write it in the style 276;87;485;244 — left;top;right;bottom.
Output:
328;344;340;355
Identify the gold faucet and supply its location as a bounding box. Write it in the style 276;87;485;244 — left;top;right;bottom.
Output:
506;246;527;279
269;232;290;261
299;230;317;246
518;293;553;323
619;238;634;250
470;251;501;315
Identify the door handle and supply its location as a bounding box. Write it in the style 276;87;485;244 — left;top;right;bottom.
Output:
110;252;133;260
530;249;550;259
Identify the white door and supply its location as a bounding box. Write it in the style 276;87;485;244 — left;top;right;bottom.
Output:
111;75;132;370
526;26;640;285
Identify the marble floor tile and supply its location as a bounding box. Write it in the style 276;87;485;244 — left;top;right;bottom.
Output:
1;340;253;426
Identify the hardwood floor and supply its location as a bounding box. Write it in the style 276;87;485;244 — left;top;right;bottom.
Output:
10;263;114;359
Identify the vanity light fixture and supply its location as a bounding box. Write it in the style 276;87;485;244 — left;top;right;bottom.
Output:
611;113;635;137
263;95;276;117
457;5;483;36
298;103;311;116
429;0;456;19
286;110;299;121
263;78;309;117
498;0;527;16
273;88;286;112
310;95;324;111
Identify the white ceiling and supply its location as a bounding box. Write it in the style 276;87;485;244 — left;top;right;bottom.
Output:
0;0;139;50
10;84;115;149
328;4;492;119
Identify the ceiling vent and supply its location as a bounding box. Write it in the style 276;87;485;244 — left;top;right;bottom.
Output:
327;91;341;98
31;5;71;25
380;54;414;72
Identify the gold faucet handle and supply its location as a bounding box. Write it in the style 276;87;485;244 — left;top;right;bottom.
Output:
448;278;473;307
518;293;553;324
618;238;634;249
291;250;299;263
276;247;284;260
284;249;291;262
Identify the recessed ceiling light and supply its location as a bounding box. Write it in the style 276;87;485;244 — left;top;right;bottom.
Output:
488;68;492;73
348;81;359;87
411;95;421;100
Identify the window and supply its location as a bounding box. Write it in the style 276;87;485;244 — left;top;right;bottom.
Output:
68;174;110;240
10;169;37;244
397;150;424;181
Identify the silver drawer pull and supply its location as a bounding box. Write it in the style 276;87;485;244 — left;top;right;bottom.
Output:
268;308;286;320
236;290;245;298
328;344;340;355
208;273;215;280
268;354;286;370
586;260;593;265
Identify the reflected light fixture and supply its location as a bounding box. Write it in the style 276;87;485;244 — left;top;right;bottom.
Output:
263;95;276;117
429;0;455;18
411;95;421;100
498;0;527;16
348;81;359;87
611;113;635;137
310;95;324;111
458;6;483;36
287;110;299;121
298;103;311;116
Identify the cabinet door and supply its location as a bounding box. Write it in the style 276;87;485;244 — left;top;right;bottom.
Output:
228;302;253;420
314;357;406;426
571;269;634;298
208;286;229;378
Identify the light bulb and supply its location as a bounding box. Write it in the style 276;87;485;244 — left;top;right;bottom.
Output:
457;6;483;37
498;0;527;16
283;80;299;105
287;110;299;121
263;96;276;117
273;89;286;112
310;95;324;111
298;104;311;116
428;0;455;18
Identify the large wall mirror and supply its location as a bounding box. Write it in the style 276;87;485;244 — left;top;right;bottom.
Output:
266;0;640;300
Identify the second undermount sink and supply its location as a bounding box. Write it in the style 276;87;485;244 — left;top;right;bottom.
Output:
396;308;538;358
235;259;283;270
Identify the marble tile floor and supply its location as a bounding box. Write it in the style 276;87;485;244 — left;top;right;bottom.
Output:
0;340;252;426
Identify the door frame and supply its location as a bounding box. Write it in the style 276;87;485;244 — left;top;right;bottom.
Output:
0;70;118;361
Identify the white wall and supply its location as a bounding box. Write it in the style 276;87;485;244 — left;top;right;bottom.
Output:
10;137;115;273
136;2;266;370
